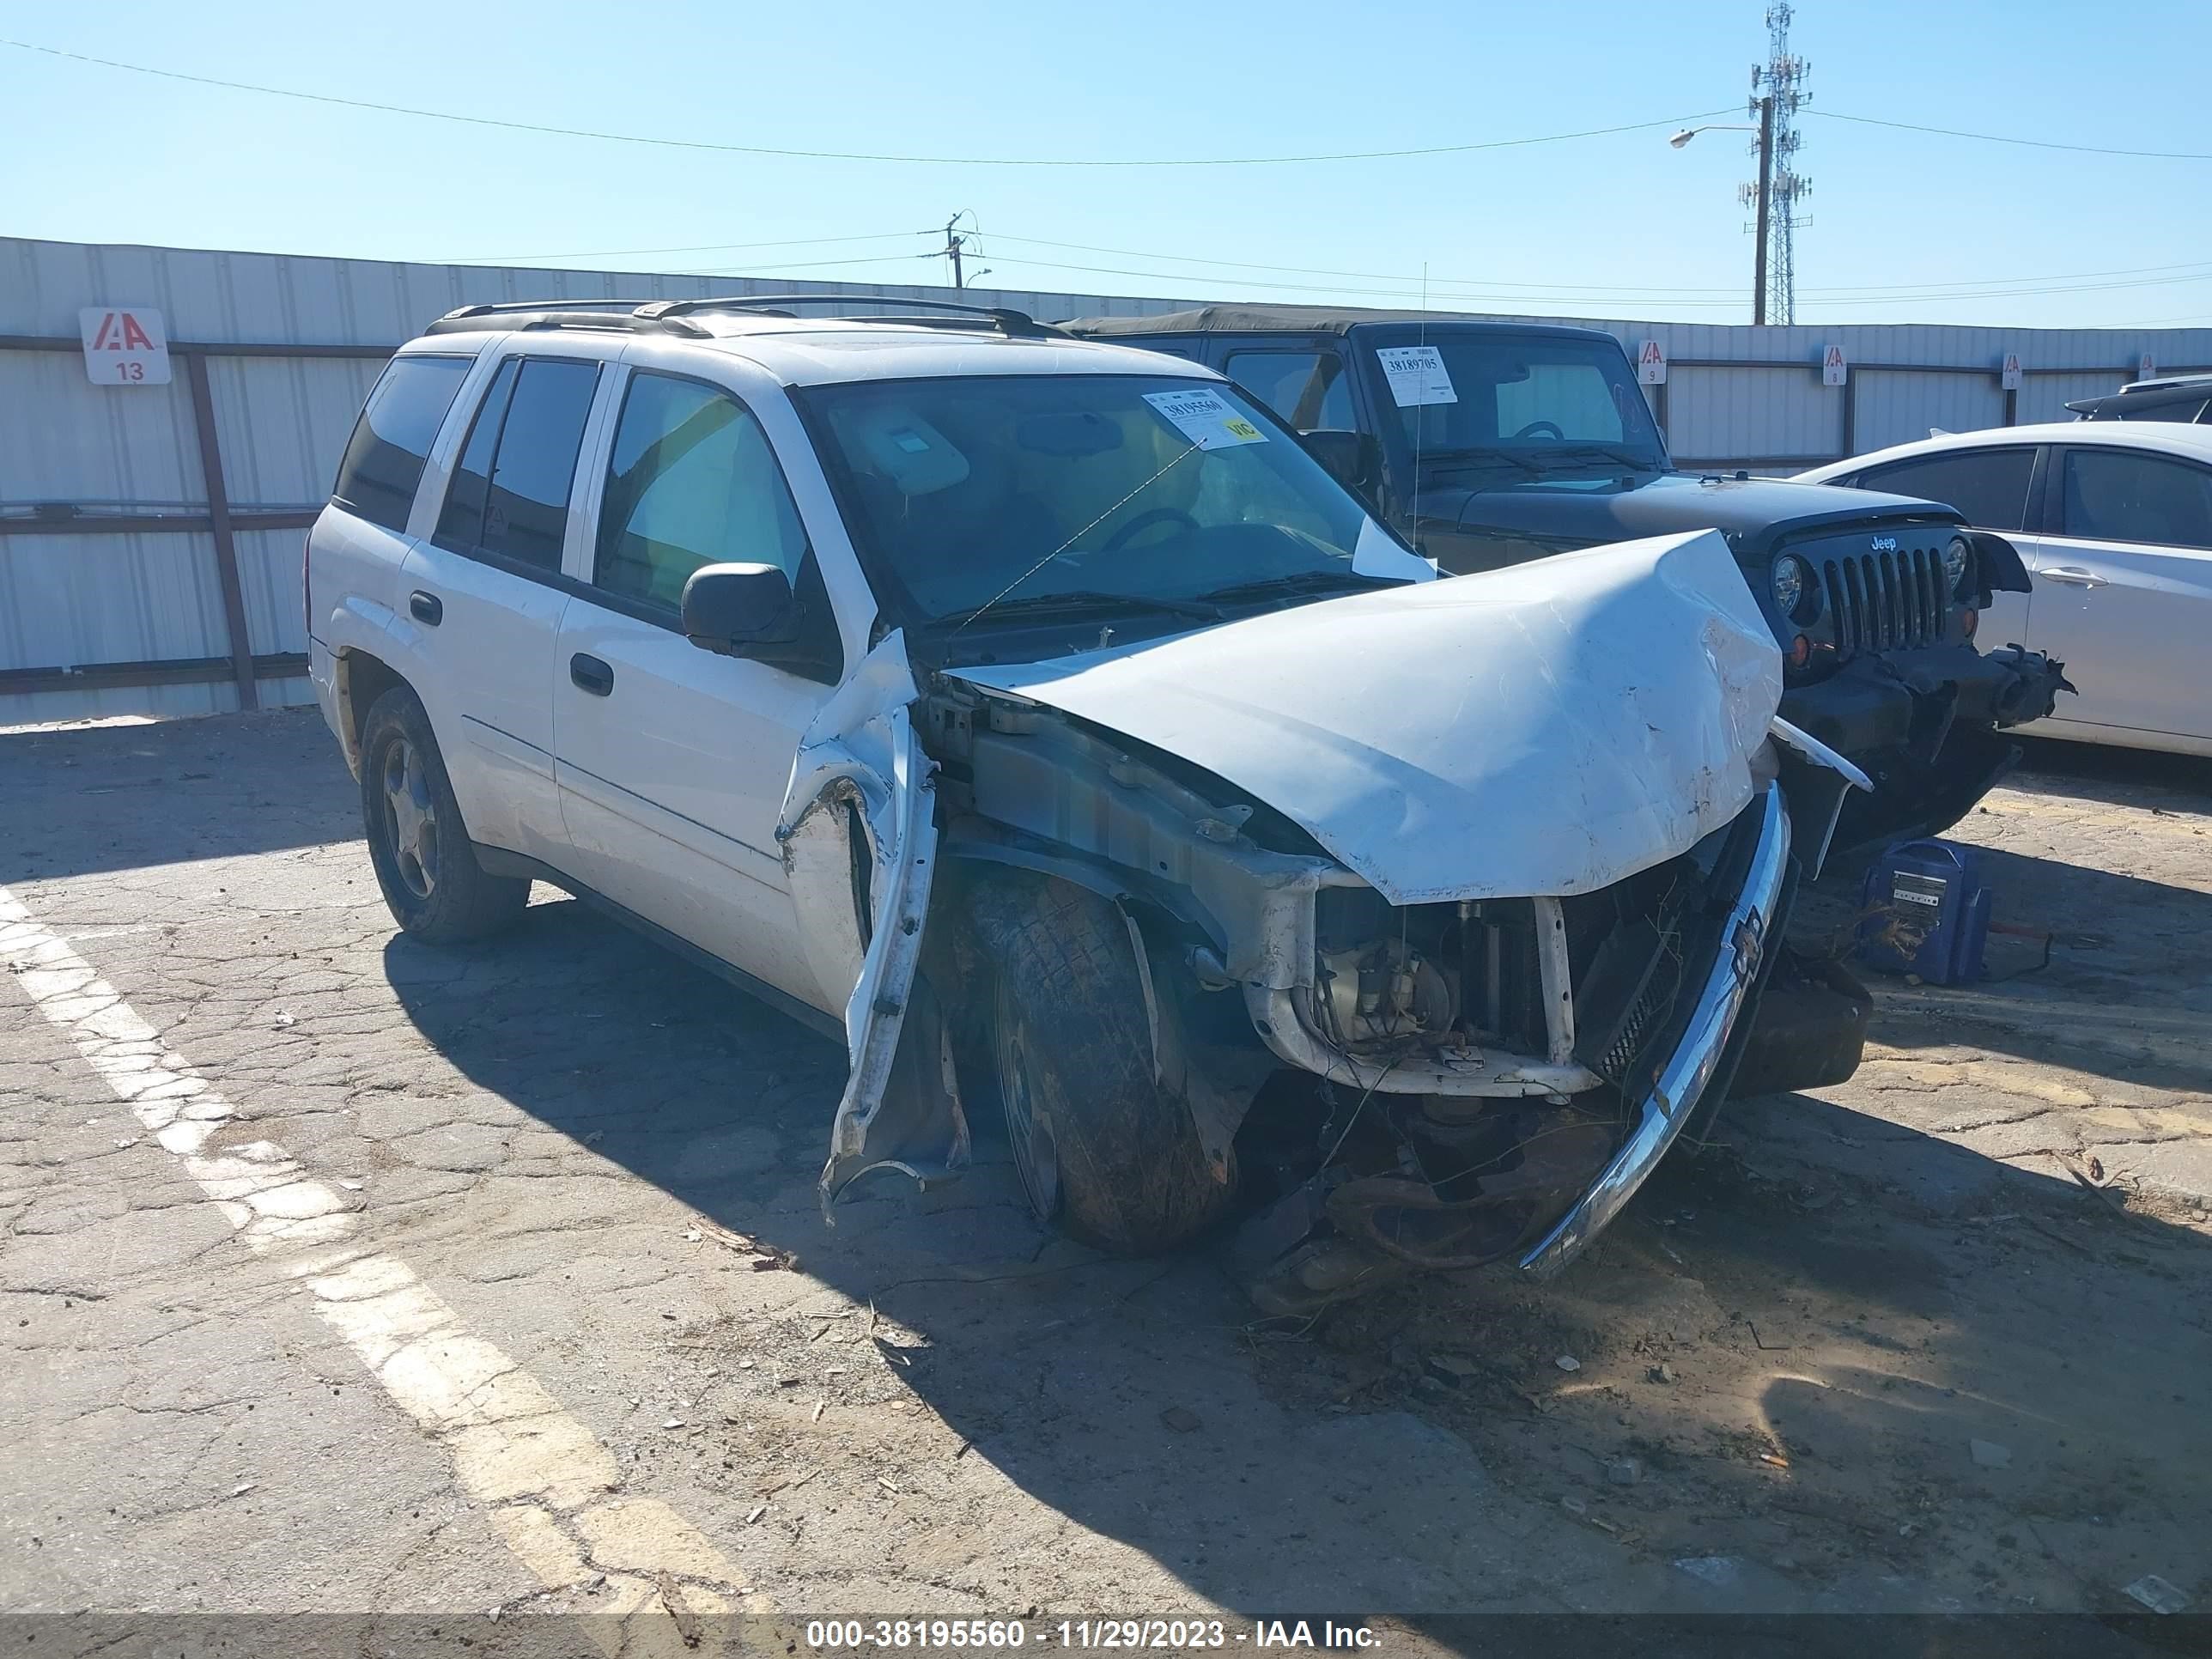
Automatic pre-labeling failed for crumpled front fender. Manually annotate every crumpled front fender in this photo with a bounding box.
[1966,530,2033,598]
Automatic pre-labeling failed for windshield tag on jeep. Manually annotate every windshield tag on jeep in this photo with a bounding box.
[1142,388,1268,450]
[1375,345,1458,408]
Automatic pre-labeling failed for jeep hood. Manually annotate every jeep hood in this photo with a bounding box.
[947,529,1784,905]
[1431,469,1960,549]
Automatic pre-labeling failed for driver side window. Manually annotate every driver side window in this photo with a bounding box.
[593,372,809,612]
[1224,349,1356,434]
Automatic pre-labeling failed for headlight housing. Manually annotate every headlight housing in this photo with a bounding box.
[1771,554,1810,618]
[1942,535,1972,596]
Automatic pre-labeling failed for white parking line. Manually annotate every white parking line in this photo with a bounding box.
[0,884,768,1639]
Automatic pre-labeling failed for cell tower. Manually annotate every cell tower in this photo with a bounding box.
[1741,3,1811,324]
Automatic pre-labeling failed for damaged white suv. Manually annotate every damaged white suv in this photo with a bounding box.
[308,296,1866,1311]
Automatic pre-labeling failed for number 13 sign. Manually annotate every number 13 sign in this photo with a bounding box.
[78,307,172,386]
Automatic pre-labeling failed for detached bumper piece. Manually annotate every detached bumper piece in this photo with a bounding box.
[1725,948,1869,1100]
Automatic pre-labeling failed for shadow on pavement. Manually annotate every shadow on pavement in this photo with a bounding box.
[0,708,355,883]
[383,895,2212,1622]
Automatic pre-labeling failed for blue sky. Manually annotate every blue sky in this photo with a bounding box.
[3,0,2209,327]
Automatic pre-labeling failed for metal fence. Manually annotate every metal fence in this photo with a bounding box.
[6,234,2210,726]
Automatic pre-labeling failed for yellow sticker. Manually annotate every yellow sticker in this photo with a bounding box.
[1142,388,1270,450]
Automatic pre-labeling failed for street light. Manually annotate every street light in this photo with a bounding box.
[1668,100,1778,325]
[1669,123,1754,148]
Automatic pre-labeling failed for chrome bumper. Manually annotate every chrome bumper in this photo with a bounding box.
[1517,781,1793,1279]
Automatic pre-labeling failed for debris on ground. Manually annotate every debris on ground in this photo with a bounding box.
[2123,1575,2191,1614]
[1608,1458,1643,1486]
[1674,1556,1741,1588]
[1555,1355,1582,1373]
[1159,1406,1202,1433]
[1969,1438,2013,1469]
[1425,1355,1480,1388]
[655,1571,702,1647]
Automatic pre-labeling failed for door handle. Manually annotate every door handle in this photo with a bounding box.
[569,653,615,696]
[2040,566,2108,588]
[409,589,443,625]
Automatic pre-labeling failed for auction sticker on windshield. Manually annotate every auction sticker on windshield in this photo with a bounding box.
[1376,345,1457,408]
[1142,388,1268,450]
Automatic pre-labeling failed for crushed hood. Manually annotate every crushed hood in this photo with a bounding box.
[948,530,1784,905]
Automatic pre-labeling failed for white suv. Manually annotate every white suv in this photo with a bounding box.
[308,296,1859,1312]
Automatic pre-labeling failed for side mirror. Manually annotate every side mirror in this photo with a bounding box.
[1302,428,1379,496]
[681,562,799,656]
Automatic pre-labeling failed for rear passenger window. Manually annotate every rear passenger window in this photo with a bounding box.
[1856,449,2036,532]
[592,372,810,612]
[2061,449,2212,549]
[1224,350,1356,433]
[433,356,601,572]
[331,356,471,532]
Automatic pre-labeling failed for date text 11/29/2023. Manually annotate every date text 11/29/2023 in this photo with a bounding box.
[803,1620,1382,1650]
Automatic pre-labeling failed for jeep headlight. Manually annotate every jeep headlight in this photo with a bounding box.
[1942,534,1972,595]
[1771,554,1809,617]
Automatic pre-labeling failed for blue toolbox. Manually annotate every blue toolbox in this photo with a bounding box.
[1856,839,1993,985]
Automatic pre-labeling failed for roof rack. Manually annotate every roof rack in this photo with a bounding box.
[635,295,1061,338]
[423,294,1061,340]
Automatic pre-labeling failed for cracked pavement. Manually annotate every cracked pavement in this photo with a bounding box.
[2,709,2208,1638]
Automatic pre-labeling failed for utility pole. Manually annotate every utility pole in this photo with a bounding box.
[1744,3,1810,325]
[942,216,967,289]
[1749,93,1775,326]
[1668,5,1810,325]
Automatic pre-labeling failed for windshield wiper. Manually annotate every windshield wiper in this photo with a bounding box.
[1420,442,1659,477]
[936,588,1222,628]
[1419,448,1546,477]
[1520,441,1659,471]
[1195,569,1403,605]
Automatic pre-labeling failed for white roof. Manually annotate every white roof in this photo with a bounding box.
[698,319,1218,386]
[405,313,1220,388]
[1800,420,2212,483]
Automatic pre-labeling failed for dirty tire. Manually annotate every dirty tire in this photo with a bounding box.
[985,874,1237,1255]
[359,684,530,944]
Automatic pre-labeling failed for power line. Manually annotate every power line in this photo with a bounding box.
[0,39,1733,167]
[982,231,2212,301]
[1808,108,2212,161]
[690,253,943,275]
[969,249,2212,312]
[441,230,939,264]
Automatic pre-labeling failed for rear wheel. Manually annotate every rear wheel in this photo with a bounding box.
[981,874,1237,1255]
[359,686,529,943]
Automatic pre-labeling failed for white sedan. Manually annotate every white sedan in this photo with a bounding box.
[1799,422,2212,758]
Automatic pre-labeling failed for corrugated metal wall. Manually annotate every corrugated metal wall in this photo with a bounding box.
[6,234,2211,725]
[0,236,1202,725]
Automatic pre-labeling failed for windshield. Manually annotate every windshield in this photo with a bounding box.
[1379,334,1667,474]
[803,374,1423,627]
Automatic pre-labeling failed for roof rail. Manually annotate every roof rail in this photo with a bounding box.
[422,293,1064,341]
[423,301,716,338]
[634,294,1060,337]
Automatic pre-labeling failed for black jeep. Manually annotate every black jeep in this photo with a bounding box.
[1064,305,2072,854]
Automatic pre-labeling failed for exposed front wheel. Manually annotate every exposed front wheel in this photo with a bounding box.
[981,874,1237,1255]
[359,685,530,943]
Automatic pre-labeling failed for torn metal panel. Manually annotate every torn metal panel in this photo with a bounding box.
[783,632,958,1203]
[951,530,1783,906]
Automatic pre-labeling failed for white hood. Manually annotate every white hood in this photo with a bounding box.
[948,530,1783,905]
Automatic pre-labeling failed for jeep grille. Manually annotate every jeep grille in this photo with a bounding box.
[1820,544,1949,655]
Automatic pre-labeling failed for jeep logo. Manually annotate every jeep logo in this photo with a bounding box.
[1870,535,1899,553]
